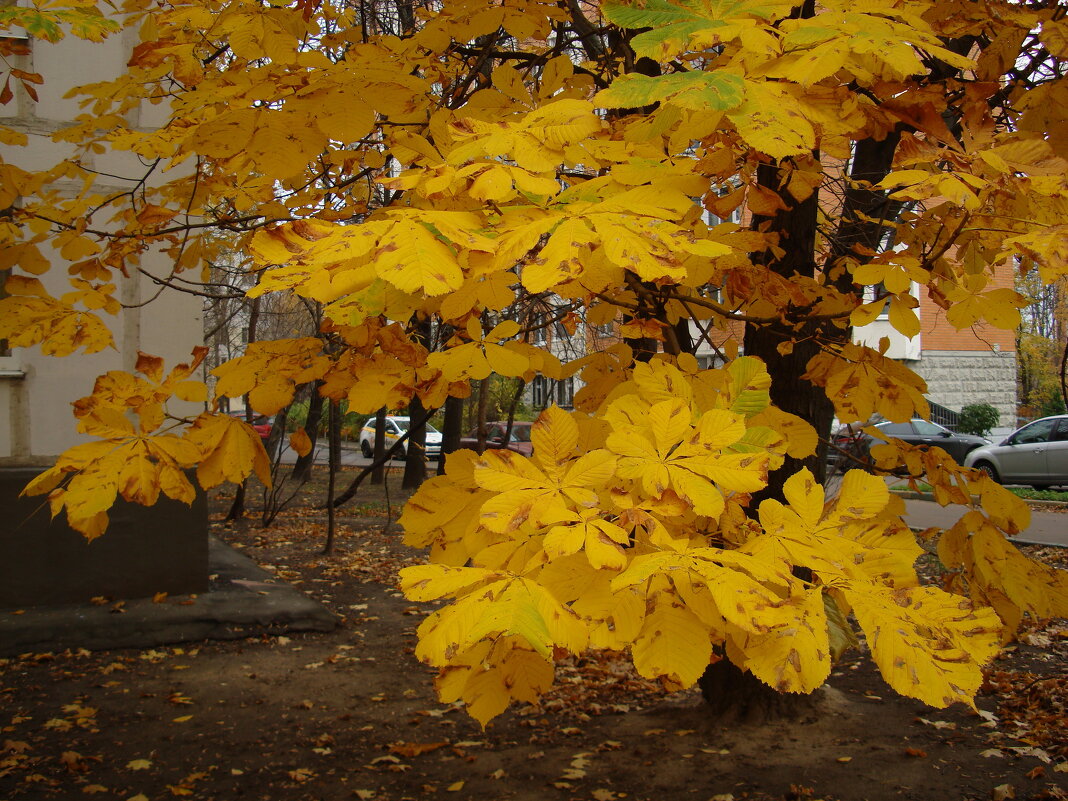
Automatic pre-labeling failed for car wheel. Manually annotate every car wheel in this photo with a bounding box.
[974,461,1000,483]
[360,440,372,458]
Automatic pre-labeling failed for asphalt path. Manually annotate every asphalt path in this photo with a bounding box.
[272,441,435,468]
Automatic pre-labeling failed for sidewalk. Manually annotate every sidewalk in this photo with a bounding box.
[902,497,1068,547]
[0,537,338,656]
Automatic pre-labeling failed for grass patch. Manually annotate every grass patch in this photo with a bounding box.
[890,481,933,493]
[891,482,1068,503]
[1007,486,1068,502]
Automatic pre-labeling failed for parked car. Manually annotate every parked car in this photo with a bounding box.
[964,415,1068,489]
[830,418,990,469]
[228,410,272,441]
[358,416,441,459]
[459,421,534,456]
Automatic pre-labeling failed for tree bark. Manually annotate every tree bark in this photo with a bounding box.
[370,406,386,485]
[226,295,261,522]
[475,376,490,450]
[697,659,823,724]
[402,393,428,490]
[290,381,324,483]
[743,157,833,492]
[437,394,463,475]
[323,399,340,554]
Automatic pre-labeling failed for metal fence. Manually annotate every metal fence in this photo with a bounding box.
[929,400,960,431]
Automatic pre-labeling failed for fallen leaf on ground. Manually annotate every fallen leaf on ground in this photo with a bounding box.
[389,741,449,757]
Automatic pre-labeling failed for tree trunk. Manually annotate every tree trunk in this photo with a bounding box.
[742,157,835,491]
[290,381,324,482]
[402,393,428,490]
[403,317,432,490]
[697,659,823,725]
[226,296,261,522]
[323,399,340,554]
[475,376,490,451]
[438,394,463,475]
[371,406,386,485]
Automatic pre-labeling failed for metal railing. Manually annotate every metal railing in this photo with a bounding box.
[928,400,960,431]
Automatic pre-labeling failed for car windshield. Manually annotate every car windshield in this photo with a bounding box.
[392,419,439,434]
[509,425,531,442]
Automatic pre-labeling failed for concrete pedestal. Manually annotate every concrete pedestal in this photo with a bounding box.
[0,467,208,609]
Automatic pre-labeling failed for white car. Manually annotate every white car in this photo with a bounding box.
[358,416,441,459]
[963,415,1068,489]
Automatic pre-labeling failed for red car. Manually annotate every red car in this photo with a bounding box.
[459,422,533,456]
[229,410,272,441]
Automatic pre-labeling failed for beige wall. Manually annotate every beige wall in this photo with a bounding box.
[1,23,203,462]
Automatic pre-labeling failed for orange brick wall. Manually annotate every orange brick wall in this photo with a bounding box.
[917,267,1017,354]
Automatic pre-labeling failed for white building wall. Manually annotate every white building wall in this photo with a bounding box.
[1,20,203,462]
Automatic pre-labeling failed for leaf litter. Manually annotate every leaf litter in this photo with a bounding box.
[0,474,1065,800]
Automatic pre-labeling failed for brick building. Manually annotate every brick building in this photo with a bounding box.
[854,277,1017,426]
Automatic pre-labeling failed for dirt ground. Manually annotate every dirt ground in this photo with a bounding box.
[2,466,1067,801]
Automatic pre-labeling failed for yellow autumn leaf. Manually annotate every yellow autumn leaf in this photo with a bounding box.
[185,413,271,490]
[289,427,312,457]
[212,338,329,415]
[968,521,1068,621]
[631,596,712,688]
[845,584,1001,709]
[0,296,114,356]
[374,220,464,297]
[400,565,501,602]
[735,587,830,694]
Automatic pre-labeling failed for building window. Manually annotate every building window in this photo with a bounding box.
[531,375,550,407]
[556,377,574,409]
[530,312,547,345]
[532,376,575,410]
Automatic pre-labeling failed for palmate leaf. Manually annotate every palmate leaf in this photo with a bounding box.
[413,577,587,664]
[595,70,745,113]
[631,595,712,688]
[845,584,1002,709]
[22,432,200,541]
[435,637,555,728]
[400,564,502,601]
[0,296,114,356]
[940,515,1068,624]
[602,0,792,60]
[185,413,272,490]
[374,220,465,297]
[727,80,815,160]
[735,587,830,693]
[212,338,330,416]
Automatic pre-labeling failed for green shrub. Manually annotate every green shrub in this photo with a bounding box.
[958,403,1000,437]
[1039,391,1067,417]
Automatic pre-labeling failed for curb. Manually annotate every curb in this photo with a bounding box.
[891,490,1068,509]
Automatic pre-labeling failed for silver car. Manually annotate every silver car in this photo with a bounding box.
[963,415,1068,489]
